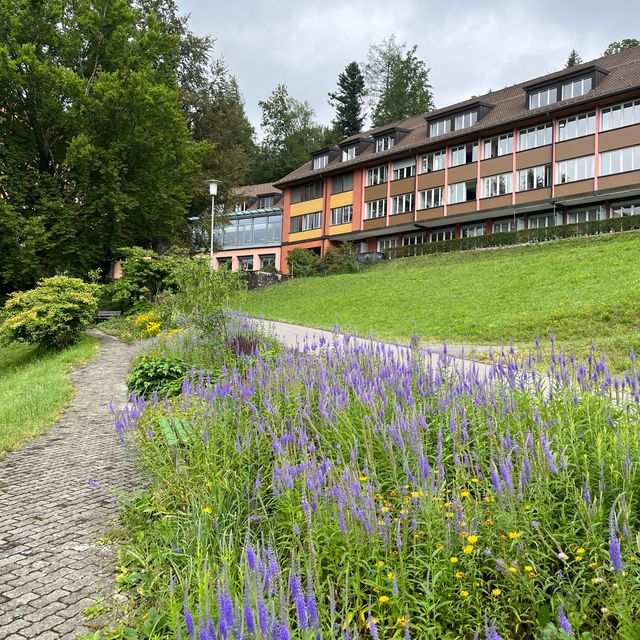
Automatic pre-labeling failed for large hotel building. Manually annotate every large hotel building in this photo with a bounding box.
[220,47,640,273]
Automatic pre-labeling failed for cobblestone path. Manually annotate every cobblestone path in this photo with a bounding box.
[0,331,141,639]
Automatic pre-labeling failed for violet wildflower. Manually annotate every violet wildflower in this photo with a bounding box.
[557,605,575,637]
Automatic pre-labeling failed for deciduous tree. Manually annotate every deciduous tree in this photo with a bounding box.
[604,39,640,55]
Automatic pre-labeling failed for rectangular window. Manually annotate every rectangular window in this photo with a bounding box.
[430,228,455,242]
[291,181,323,203]
[378,237,398,252]
[330,205,353,226]
[332,172,354,194]
[312,154,328,170]
[454,111,478,130]
[258,196,274,208]
[375,135,394,152]
[418,186,444,209]
[403,233,425,246]
[557,112,595,142]
[556,155,595,183]
[600,145,640,176]
[391,193,414,215]
[567,206,606,224]
[517,165,552,191]
[260,254,276,269]
[420,150,446,173]
[483,133,513,159]
[449,181,477,204]
[601,99,640,132]
[529,212,562,229]
[493,217,524,233]
[365,199,387,220]
[450,142,478,167]
[529,87,558,110]
[482,173,512,198]
[561,76,592,100]
[612,201,640,217]
[429,118,451,137]
[518,123,552,151]
[238,255,254,270]
[462,224,486,238]
[392,157,416,180]
[301,211,322,231]
[342,145,357,161]
[367,165,387,186]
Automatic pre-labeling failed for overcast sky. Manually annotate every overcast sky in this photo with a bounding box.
[177,0,638,134]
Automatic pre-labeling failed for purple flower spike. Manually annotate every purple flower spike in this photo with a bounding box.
[557,605,575,637]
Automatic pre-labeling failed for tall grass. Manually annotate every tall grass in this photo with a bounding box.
[114,325,640,639]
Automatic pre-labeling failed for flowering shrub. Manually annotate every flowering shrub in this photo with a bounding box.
[133,311,162,338]
[115,333,640,639]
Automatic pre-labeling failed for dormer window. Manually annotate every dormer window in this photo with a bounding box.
[429,118,451,137]
[375,135,394,152]
[529,87,558,109]
[342,145,357,161]
[562,76,592,100]
[454,111,478,130]
[258,196,275,208]
[312,154,329,170]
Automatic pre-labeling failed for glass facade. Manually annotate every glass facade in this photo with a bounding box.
[220,213,282,249]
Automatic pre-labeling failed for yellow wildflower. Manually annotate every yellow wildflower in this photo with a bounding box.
[484,518,493,526]
[360,476,369,482]
[202,506,212,514]
[577,547,585,555]
[387,572,395,580]
[471,478,480,483]
[460,590,469,598]
[508,531,521,540]
[508,567,518,574]
[396,616,407,628]
[450,556,459,564]
[575,555,583,562]
[460,531,469,539]
[461,490,470,498]
[375,560,384,568]
[463,545,474,554]
[435,543,443,549]
[381,506,389,513]
[524,565,533,572]
[455,571,465,579]
[379,595,390,604]
[491,588,502,596]
[468,535,479,544]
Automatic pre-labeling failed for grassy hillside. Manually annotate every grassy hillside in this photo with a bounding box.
[0,337,98,454]
[236,232,640,370]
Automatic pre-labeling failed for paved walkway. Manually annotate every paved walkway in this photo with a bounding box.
[0,331,140,639]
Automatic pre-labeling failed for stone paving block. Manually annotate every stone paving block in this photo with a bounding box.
[0,332,143,639]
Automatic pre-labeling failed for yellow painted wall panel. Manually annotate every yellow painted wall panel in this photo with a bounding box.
[290,198,324,216]
[328,223,352,235]
[289,229,323,242]
[329,191,354,208]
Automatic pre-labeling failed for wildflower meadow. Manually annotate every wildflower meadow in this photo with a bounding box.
[114,320,640,639]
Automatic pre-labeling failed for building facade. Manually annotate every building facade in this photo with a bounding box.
[274,47,640,273]
[213,183,283,272]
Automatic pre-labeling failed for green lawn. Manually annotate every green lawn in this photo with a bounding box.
[0,336,98,455]
[236,232,640,370]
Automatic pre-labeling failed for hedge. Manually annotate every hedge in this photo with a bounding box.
[385,214,640,259]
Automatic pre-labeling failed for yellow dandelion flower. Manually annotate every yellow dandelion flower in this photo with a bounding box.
[460,590,469,598]
[508,566,518,574]
[574,555,583,562]
[471,478,480,483]
[528,572,536,578]
[460,531,469,538]
[524,565,533,572]
[396,616,407,628]
[461,490,470,498]
[379,595,390,604]
[202,506,212,514]
[508,531,521,540]
[450,556,459,564]
[468,535,479,544]
[381,506,389,513]
[463,545,474,554]
[387,572,395,580]
[484,518,493,526]
[491,588,502,596]
[375,560,384,568]
[360,476,369,482]
[455,571,465,579]
[577,547,585,554]
[589,562,598,569]
[435,543,443,549]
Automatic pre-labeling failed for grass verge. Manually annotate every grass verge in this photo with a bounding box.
[0,335,98,455]
[236,231,640,371]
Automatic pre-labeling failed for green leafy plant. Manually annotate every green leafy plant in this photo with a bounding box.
[286,248,321,277]
[0,276,99,348]
[319,243,358,275]
[126,354,188,398]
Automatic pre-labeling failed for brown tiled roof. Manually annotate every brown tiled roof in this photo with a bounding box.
[274,47,640,188]
[232,182,282,198]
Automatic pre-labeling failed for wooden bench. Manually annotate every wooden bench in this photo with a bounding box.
[94,310,122,322]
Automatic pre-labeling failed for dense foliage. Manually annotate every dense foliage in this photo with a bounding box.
[113,322,640,639]
[329,62,367,138]
[0,276,99,348]
[287,245,358,278]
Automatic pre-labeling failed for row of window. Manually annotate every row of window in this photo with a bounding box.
[364,194,416,219]
[218,254,276,271]
[220,215,282,249]
[528,75,593,110]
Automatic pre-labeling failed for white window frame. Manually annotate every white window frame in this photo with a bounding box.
[483,134,513,159]
[377,237,398,252]
[528,212,562,229]
[367,165,387,186]
[365,199,386,220]
[611,200,640,218]
[419,186,444,210]
[566,206,606,224]
[529,87,558,110]
[300,211,322,231]
[392,157,416,181]
[312,154,328,170]
[557,112,595,142]
[429,119,451,137]
[517,165,551,191]
[330,205,353,226]
[601,99,640,132]
[482,173,512,198]
[555,155,595,184]
[454,111,478,131]
[403,233,425,246]
[420,150,446,173]
[391,193,414,215]
[518,124,552,151]
[561,76,592,101]
[342,146,357,161]
[430,228,455,242]
[450,143,478,167]
[375,136,394,152]
[493,217,524,233]
[599,145,640,176]
[461,224,486,238]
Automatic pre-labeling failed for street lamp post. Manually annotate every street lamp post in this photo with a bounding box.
[205,179,221,268]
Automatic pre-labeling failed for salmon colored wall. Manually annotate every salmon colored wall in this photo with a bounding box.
[212,248,282,272]
[282,188,292,243]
